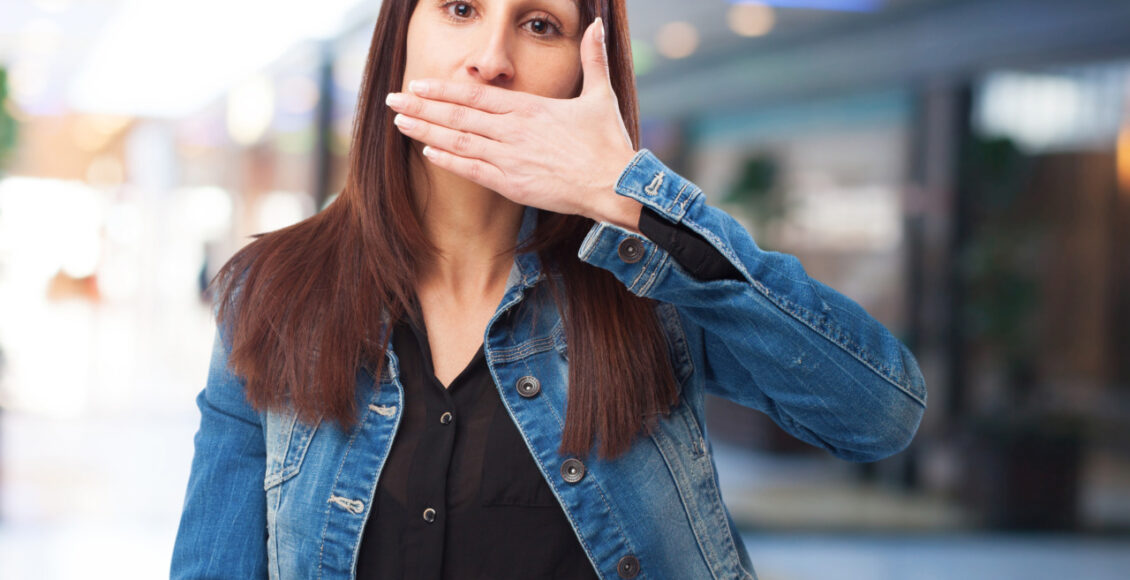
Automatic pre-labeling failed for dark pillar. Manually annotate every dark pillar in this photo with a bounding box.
[312,42,336,210]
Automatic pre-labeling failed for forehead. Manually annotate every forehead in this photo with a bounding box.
[524,0,582,11]
[541,0,580,10]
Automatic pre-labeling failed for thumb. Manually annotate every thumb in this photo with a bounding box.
[580,17,611,96]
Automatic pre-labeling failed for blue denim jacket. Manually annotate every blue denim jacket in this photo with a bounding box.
[172,150,927,580]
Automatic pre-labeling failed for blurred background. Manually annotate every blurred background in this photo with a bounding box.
[1,0,1129,578]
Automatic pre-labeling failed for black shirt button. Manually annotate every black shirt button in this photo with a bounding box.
[617,238,644,263]
[560,458,585,483]
[422,507,436,523]
[616,554,640,578]
[516,376,541,398]
[439,411,453,425]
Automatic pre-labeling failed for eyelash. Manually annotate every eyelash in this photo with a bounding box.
[439,1,564,37]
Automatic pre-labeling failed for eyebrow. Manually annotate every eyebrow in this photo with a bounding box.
[540,0,582,18]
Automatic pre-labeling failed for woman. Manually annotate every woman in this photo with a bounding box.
[172,0,927,578]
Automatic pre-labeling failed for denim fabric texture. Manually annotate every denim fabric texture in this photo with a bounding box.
[171,149,927,580]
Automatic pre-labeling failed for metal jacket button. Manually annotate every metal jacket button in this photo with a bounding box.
[516,376,541,398]
[439,411,453,425]
[616,554,640,578]
[561,458,585,483]
[422,507,436,523]
[617,238,644,263]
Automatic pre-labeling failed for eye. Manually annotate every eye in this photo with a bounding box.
[443,1,474,19]
[524,15,562,36]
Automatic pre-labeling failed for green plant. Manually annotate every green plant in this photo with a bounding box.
[0,66,18,170]
[960,136,1043,406]
[723,154,784,245]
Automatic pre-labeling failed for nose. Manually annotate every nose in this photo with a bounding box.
[465,22,515,84]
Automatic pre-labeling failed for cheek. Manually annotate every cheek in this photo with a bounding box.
[518,48,583,98]
[402,16,450,84]
[403,36,427,83]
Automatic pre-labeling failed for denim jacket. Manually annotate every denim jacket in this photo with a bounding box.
[172,150,927,580]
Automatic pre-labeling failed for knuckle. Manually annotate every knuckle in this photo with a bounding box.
[467,160,482,181]
[453,132,473,154]
[468,84,485,107]
[448,105,466,127]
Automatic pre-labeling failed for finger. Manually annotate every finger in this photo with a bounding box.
[407,79,520,114]
[579,17,611,97]
[393,113,503,162]
[386,92,507,141]
[421,145,507,192]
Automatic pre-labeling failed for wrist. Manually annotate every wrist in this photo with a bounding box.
[585,149,642,233]
[593,191,643,233]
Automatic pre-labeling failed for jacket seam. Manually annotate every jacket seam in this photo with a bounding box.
[502,360,638,579]
[492,327,561,362]
[347,382,404,578]
[647,415,723,580]
[747,278,926,407]
[634,243,670,296]
[681,405,752,580]
[316,408,367,579]
[674,213,925,407]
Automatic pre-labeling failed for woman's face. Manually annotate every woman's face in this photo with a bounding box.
[403,0,586,99]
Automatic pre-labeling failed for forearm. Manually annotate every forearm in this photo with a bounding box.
[578,149,927,461]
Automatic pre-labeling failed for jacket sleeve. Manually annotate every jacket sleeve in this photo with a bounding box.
[171,324,269,579]
[578,149,927,462]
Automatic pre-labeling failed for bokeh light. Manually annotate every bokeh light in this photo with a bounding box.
[655,21,700,60]
[728,2,776,38]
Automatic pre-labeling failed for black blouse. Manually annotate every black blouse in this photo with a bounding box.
[355,207,741,579]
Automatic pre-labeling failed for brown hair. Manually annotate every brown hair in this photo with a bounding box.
[214,0,677,459]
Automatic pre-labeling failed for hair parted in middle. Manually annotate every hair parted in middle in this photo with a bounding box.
[212,0,680,459]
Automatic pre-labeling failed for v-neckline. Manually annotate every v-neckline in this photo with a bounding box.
[400,315,486,391]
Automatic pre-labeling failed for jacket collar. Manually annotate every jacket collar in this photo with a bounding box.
[373,205,545,383]
[508,205,545,291]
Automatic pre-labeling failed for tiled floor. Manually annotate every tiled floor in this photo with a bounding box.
[3,520,1129,579]
[739,533,1130,580]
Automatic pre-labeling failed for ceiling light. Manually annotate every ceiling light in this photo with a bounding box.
[728,3,776,37]
[226,75,275,146]
[655,22,699,60]
[1118,127,1130,193]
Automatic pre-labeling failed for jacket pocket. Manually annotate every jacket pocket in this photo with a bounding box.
[263,410,319,490]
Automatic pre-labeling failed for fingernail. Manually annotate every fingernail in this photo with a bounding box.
[393,114,415,129]
[422,145,438,159]
[385,92,405,108]
[408,80,429,96]
[595,17,604,44]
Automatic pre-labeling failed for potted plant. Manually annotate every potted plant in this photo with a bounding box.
[958,136,1087,530]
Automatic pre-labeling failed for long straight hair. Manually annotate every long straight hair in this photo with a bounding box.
[214,0,678,459]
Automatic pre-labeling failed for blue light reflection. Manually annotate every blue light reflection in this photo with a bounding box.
[729,0,882,13]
